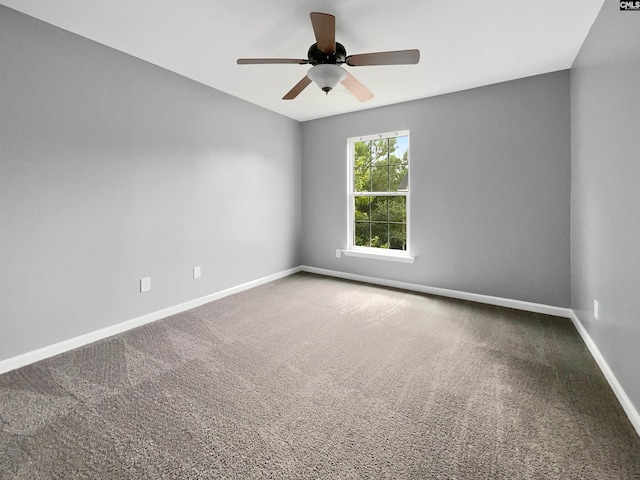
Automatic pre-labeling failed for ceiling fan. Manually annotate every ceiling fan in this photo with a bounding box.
[237,12,420,102]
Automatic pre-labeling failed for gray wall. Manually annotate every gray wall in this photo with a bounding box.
[571,0,640,411]
[301,72,571,307]
[0,7,301,361]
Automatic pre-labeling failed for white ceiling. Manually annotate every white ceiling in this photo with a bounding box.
[3,0,604,122]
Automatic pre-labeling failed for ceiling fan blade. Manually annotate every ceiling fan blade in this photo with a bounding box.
[341,71,373,102]
[283,76,313,100]
[310,12,336,54]
[237,58,308,65]
[346,49,420,67]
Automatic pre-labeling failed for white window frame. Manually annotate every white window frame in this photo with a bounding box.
[345,130,415,263]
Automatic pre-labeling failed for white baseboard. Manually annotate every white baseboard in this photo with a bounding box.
[301,265,572,318]
[568,310,640,438]
[0,266,302,375]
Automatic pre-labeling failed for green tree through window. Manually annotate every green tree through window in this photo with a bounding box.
[350,132,409,251]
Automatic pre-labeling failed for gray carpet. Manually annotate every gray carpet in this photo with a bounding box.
[1,272,639,479]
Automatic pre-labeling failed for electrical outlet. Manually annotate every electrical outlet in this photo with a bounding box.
[140,277,151,293]
[193,266,201,279]
[336,249,341,258]
[594,299,599,320]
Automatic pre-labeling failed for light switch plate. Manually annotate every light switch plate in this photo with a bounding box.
[194,266,201,279]
[140,277,151,293]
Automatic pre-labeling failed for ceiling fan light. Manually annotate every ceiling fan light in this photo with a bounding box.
[307,64,347,94]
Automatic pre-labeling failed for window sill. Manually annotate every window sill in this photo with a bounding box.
[341,249,415,264]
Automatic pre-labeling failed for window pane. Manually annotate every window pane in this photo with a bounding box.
[371,166,389,192]
[371,139,389,166]
[388,196,406,223]
[370,196,388,222]
[354,196,371,221]
[389,224,407,250]
[390,135,409,165]
[354,141,371,167]
[371,223,389,248]
[390,165,408,191]
[354,222,370,247]
[354,166,370,192]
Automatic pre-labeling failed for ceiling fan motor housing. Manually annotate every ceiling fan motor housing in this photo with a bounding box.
[308,42,347,65]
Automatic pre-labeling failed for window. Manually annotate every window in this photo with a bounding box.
[347,131,411,260]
